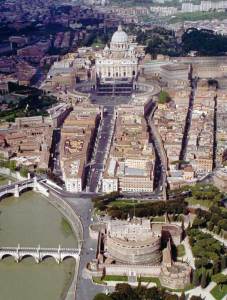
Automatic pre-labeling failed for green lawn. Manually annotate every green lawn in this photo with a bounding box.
[211,284,227,300]
[186,197,213,209]
[138,277,161,287]
[151,216,165,222]
[0,175,11,186]
[92,277,107,285]
[177,244,185,257]
[92,275,128,285]
[103,275,128,282]
[109,199,145,208]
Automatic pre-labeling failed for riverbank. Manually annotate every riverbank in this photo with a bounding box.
[45,190,84,300]
[0,172,83,300]
[0,191,78,300]
[0,173,16,186]
[0,168,84,300]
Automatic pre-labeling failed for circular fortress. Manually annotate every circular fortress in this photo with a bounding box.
[106,218,162,265]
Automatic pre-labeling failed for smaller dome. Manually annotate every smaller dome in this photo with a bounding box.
[111,25,128,44]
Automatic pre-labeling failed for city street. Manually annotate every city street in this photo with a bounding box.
[88,105,115,192]
[179,76,197,163]
[64,195,113,300]
[146,103,168,199]
[49,129,61,174]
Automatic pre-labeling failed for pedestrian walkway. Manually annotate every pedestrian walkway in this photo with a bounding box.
[201,228,227,247]
[185,268,227,300]
[182,237,195,268]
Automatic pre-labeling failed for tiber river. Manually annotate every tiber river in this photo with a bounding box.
[0,179,78,300]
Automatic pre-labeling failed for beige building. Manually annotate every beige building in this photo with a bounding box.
[102,107,154,193]
[60,106,101,192]
[88,218,191,290]
[4,117,53,169]
[106,219,162,265]
[95,25,143,82]
[160,64,189,88]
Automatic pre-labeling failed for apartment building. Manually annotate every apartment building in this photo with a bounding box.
[60,105,101,192]
[102,106,155,193]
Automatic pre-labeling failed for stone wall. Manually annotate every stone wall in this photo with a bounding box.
[48,192,83,300]
[107,234,162,265]
[105,264,161,277]
[160,262,191,290]
[151,223,183,246]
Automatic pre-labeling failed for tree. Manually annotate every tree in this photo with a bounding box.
[115,283,133,298]
[164,295,178,300]
[192,270,200,287]
[207,221,214,232]
[213,260,220,275]
[201,270,208,289]
[195,257,210,269]
[182,28,227,56]
[193,216,206,228]
[179,292,186,300]
[145,287,162,300]
[212,274,227,289]
[190,297,204,300]
[158,91,171,104]
[221,255,227,270]
[19,166,29,178]
[9,160,17,171]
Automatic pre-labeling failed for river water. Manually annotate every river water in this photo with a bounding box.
[0,189,78,300]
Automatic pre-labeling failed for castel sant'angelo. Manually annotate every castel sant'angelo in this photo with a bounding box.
[88,217,191,290]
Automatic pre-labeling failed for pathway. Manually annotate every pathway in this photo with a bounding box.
[182,236,195,269]
[201,229,227,247]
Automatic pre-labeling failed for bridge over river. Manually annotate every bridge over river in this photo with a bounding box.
[0,176,47,199]
[0,245,80,264]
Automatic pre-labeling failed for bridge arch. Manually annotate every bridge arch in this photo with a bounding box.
[61,254,77,262]
[20,254,37,261]
[0,192,15,200]
[41,255,57,262]
[18,185,34,194]
[0,253,15,260]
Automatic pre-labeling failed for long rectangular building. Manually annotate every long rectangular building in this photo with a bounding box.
[102,105,155,193]
[60,105,101,192]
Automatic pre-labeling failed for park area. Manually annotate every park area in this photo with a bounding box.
[0,83,57,123]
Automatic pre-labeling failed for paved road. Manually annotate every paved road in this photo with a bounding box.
[181,236,195,269]
[201,228,227,247]
[146,103,168,199]
[88,105,115,192]
[64,196,110,300]
[91,94,131,106]
[213,94,218,169]
[49,128,62,176]
[179,77,197,163]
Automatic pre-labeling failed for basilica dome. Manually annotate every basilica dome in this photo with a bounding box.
[111,25,128,44]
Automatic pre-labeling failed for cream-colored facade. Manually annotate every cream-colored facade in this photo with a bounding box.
[60,106,101,192]
[95,25,141,81]
[102,107,154,193]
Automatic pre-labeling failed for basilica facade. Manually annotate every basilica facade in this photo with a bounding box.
[95,25,143,83]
